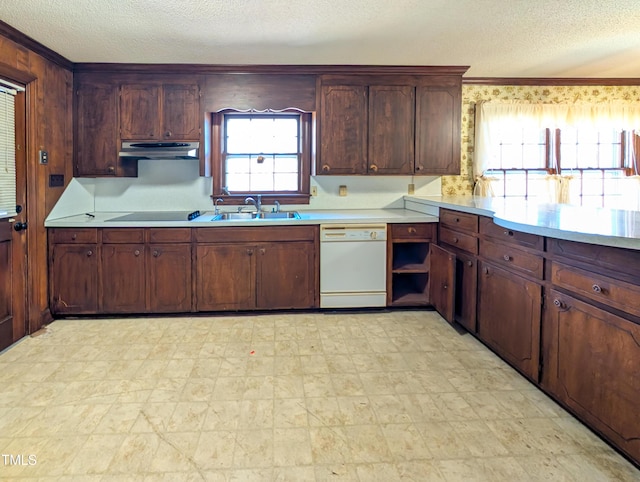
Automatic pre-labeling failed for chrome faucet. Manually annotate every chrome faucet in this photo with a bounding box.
[214,198,224,215]
[274,200,281,213]
[244,194,262,213]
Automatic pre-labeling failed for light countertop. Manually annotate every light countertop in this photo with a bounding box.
[44,208,438,228]
[406,195,640,251]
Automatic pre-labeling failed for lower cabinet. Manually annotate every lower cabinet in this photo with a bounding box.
[102,243,146,313]
[477,260,541,381]
[148,243,193,313]
[545,289,640,463]
[195,227,318,311]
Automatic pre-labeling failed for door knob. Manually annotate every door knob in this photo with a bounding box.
[13,222,28,232]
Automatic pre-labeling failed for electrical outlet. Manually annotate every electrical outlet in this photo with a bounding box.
[49,174,64,187]
[310,186,318,196]
[339,185,347,196]
[408,183,415,195]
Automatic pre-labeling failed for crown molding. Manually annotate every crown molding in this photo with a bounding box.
[0,20,73,71]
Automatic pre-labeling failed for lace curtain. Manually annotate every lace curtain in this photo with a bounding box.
[473,101,640,202]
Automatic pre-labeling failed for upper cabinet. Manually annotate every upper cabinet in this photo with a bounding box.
[119,82,201,141]
[318,73,462,176]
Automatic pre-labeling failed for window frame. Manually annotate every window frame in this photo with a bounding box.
[210,110,312,205]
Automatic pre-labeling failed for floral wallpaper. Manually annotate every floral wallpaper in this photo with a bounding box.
[441,84,640,196]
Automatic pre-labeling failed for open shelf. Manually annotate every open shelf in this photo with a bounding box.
[390,272,429,306]
[392,242,429,272]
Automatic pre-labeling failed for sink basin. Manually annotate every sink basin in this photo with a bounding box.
[212,212,256,220]
[211,211,300,221]
[256,211,300,219]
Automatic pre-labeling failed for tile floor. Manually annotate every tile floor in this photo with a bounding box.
[0,310,638,481]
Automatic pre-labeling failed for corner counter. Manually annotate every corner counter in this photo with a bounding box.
[405,195,640,251]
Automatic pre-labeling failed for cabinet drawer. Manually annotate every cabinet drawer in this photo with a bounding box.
[50,228,97,244]
[147,228,192,243]
[439,226,477,254]
[101,228,145,243]
[390,223,435,240]
[480,239,543,279]
[440,209,478,233]
[551,262,640,318]
[479,217,543,250]
[194,225,317,243]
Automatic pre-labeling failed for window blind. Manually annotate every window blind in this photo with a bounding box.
[0,85,17,217]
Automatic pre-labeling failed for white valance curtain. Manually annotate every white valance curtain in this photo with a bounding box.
[473,101,640,202]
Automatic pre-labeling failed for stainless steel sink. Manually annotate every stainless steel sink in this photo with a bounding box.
[255,211,300,219]
[211,211,300,221]
[211,212,256,220]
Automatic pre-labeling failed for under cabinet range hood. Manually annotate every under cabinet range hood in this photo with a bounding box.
[119,141,199,159]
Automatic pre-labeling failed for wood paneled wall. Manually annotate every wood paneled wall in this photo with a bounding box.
[0,26,73,332]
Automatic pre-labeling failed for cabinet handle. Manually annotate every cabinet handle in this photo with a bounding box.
[153,250,160,257]
[408,227,417,234]
[467,260,473,267]
[247,249,254,256]
[592,284,602,293]
[452,237,459,243]
[107,166,115,173]
[86,250,93,257]
[260,248,266,255]
[553,298,566,309]
[503,254,511,261]
[134,249,140,257]
[369,164,378,172]
[165,130,172,138]
[484,267,489,274]
[322,164,331,172]
[71,234,77,240]
[504,230,514,237]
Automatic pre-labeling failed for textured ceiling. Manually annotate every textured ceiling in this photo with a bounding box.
[1,0,640,77]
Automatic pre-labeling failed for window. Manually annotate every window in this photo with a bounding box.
[0,82,20,217]
[484,125,636,206]
[212,110,312,204]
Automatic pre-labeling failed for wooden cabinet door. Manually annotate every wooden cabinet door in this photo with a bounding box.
[148,244,192,313]
[454,251,477,332]
[429,244,456,324]
[101,244,146,313]
[75,83,119,176]
[119,84,161,140]
[50,244,99,314]
[368,85,415,175]
[415,85,461,175]
[196,244,255,311]
[256,241,316,310]
[319,85,368,174]
[162,83,200,140]
[477,261,541,381]
[545,289,640,463]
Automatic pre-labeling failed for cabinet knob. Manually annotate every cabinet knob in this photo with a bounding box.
[592,284,602,293]
[165,130,172,138]
[503,254,511,261]
[504,230,514,237]
[467,260,473,267]
[452,237,459,243]
[86,250,93,257]
[260,248,266,255]
[149,133,155,137]
[408,227,417,234]
[553,298,566,309]
[322,164,331,172]
[484,267,489,274]
[134,249,140,257]
[455,218,460,223]
[369,164,378,172]
[153,250,160,257]
[107,166,115,173]
[415,165,423,172]
[71,234,77,240]
[247,249,254,256]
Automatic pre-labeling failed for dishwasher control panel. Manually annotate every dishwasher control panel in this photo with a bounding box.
[320,225,387,242]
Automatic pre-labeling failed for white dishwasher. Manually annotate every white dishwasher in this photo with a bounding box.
[320,224,387,308]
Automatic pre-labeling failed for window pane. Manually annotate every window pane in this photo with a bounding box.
[274,173,298,191]
[504,171,527,197]
[274,155,299,173]
[560,128,621,169]
[226,173,250,191]
[225,156,251,174]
